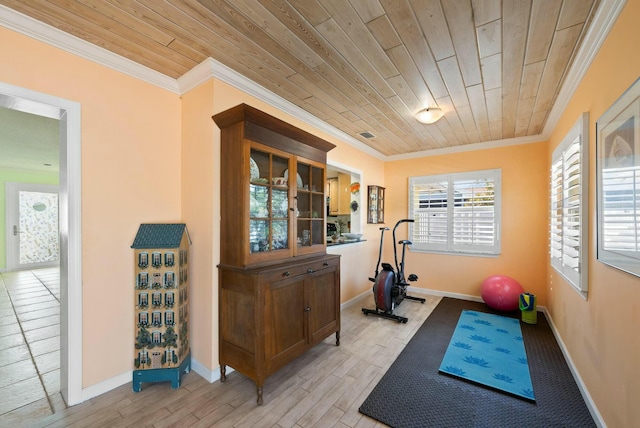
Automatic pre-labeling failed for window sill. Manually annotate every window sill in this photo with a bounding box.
[411,248,500,258]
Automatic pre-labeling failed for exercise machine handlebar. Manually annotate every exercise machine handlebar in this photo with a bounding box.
[392,219,414,275]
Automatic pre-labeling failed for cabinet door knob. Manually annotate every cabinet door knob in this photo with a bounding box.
[307,268,314,273]
[323,262,329,267]
[283,271,290,277]
[304,307,311,312]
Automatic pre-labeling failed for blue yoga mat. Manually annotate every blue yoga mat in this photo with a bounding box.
[439,310,535,401]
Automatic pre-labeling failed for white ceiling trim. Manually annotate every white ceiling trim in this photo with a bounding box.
[542,0,626,139]
[0,3,383,159]
[0,4,180,94]
[385,134,547,161]
[178,58,386,160]
[390,0,623,162]
[0,1,625,161]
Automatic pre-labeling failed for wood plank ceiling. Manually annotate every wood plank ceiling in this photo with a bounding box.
[0,0,599,156]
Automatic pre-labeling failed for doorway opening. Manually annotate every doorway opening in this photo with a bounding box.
[6,183,59,271]
[0,81,82,412]
[326,162,363,238]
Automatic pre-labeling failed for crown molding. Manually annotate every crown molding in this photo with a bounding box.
[542,0,626,139]
[176,59,217,94]
[0,5,180,94]
[179,58,386,160]
[0,4,383,159]
[184,60,550,161]
[0,0,624,160]
[385,134,547,161]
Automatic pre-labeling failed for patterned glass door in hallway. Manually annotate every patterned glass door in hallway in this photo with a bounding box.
[5,183,59,270]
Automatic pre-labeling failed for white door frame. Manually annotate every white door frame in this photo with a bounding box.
[5,182,60,271]
[0,81,82,406]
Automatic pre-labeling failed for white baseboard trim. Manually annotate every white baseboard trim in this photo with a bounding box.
[190,357,234,383]
[81,371,130,402]
[344,286,482,312]
[79,356,234,403]
[407,286,483,303]
[539,308,605,427]
[189,358,216,383]
[340,289,371,310]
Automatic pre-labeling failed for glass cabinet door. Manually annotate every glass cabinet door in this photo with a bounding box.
[248,146,327,259]
[249,148,291,254]
[296,160,326,252]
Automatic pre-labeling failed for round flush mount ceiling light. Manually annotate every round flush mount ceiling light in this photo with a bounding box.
[415,107,444,124]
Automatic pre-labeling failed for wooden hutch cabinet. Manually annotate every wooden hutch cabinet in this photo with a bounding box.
[213,104,341,405]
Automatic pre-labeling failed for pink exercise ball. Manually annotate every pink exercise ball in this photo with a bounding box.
[481,275,524,311]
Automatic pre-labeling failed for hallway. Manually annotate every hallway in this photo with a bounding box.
[0,267,64,422]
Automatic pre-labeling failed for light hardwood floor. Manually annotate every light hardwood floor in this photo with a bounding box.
[5,291,441,427]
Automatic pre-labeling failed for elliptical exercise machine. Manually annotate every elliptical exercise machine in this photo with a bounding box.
[362,219,425,323]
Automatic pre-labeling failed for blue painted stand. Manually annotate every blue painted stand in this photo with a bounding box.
[132,353,191,392]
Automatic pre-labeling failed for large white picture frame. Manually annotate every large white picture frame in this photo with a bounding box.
[597,77,640,277]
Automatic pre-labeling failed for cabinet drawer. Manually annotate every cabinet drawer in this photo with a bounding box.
[260,257,337,283]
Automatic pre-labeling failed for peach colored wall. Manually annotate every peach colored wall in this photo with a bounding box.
[384,142,549,305]
[181,80,217,372]
[546,0,640,425]
[328,240,381,303]
[326,142,388,303]
[0,28,182,387]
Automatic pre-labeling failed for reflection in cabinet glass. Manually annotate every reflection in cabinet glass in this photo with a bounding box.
[249,148,290,254]
[296,162,326,248]
[367,185,385,224]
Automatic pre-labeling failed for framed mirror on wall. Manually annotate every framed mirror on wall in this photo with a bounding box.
[367,185,385,224]
[597,76,640,277]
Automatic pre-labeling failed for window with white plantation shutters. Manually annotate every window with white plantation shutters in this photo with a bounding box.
[409,169,501,256]
[550,113,588,296]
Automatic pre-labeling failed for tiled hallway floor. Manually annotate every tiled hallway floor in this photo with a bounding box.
[0,267,65,423]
